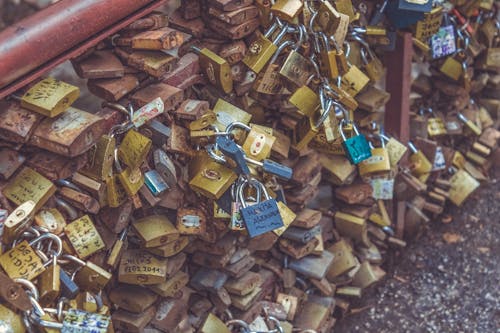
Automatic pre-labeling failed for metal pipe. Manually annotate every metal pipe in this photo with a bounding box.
[0,0,166,97]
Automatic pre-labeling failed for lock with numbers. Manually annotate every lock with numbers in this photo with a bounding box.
[118,249,168,285]
[20,77,80,118]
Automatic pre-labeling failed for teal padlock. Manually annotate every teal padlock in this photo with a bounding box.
[339,119,372,165]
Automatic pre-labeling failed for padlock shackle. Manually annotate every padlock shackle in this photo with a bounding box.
[55,179,83,193]
[225,121,252,134]
[13,278,39,301]
[270,40,295,64]
[408,141,418,154]
[28,233,62,258]
[54,196,78,221]
[207,144,227,164]
[114,148,124,173]
[338,119,360,141]
[226,319,251,332]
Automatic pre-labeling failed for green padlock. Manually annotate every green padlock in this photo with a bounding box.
[339,119,372,164]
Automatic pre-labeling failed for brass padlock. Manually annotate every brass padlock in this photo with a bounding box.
[114,149,144,197]
[408,141,433,178]
[360,43,385,82]
[118,249,168,285]
[73,261,112,294]
[118,128,152,170]
[80,134,116,181]
[326,239,359,280]
[448,169,480,206]
[64,215,105,259]
[288,85,320,117]
[20,77,80,118]
[2,167,56,211]
[132,215,179,248]
[358,135,391,178]
[192,46,233,94]
[243,23,289,73]
[334,211,369,245]
[2,200,35,245]
[271,0,303,23]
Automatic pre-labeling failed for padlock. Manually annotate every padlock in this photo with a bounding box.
[71,172,107,207]
[114,149,144,197]
[314,0,341,35]
[105,173,128,208]
[326,239,359,280]
[457,112,482,136]
[149,270,189,298]
[118,249,168,285]
[339,119,372,164]
[359,42,385,83]
[288,85,320,117]
[189,152,238,200]
[2,200,35,245]
[0,303,25,332]
[153,148,178,188]
[115,48,178,78]
[64,215,105,260]
[414,6,443,41]
[238,178,283,238]
[440,50,466,81]
[34,208,66,235]
[227,122,276,161]
[191,46,233,94]
[72,50,125,79]
[57,184,100,215]
[131,27,184,50]
[448,169,480,206]
[0,234,61,280]
[341,63,370,97]
[335,211,369,245]
[29,105,105,157]
[20,77,80,118]
[316,32,340,81]
[109,285,158,314]
[271,0,303,23]
[118,128,152,170]
[243,22,289,73]
[212,98,252,134]
[358,134,391,177]
[279,32,312,89]
[408,141,433,178]
[2,167,56,211]
[427,111,448,137]
[0,100,43,144]
[34,308,111,332]
[132,215,179,248]
[176,207,207,235]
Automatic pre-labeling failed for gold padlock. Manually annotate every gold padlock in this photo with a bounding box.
[80,134,116,181]
[448,169,480,206]
[243,23,288,73]
[326,239,359,280]
[341,64,370,97]
[64,215,105,259]
[358,135,391,178]
[2,167,56,211]
[118,129,152,170]
[132,215,179,248]
[288,85,320,117]
[408,142,433,177]
[114,149,144,197]
[74,261,112,294]
[191,46,233,94]
[20,77,80,118]
[189,153,238,200]
[2,201,35,245]
[271,0,303,23]
[118,249,168,285]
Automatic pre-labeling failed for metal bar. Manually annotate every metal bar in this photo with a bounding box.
[0,0,167,99]
[384,32,413,239]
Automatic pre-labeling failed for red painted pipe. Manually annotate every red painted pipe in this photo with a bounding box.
[0,0,156,89]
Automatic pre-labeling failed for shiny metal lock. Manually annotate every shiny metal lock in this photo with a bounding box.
[288,85,320,117]
[427,111,448,137]
[20,77,80,118]
[271,0,303,22]
[243,22,289,73]
[2,200,35,245]
[2,167,56,211]
[118,129,152,170]
[132,215,179,248]
[144,169,169,196]
[341,64,370,97]
[228,122,276,162]
[64,215,105,259]
[118,249,168,285]
[279,42,312,89]
[339,119,372,165]
[439,50,466,81]
[358,135,391,178]
[38,257,60,306]
[238,178,283,238]
[189,153,238,200]
[191,46,233,94]
[114,149,144,197]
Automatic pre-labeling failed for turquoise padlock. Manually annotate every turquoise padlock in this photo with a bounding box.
[339,119,372,165]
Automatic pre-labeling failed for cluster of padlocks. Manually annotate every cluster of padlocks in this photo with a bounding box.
[0,0,498,332]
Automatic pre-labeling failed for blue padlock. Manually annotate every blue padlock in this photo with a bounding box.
[216,136,251,175]
[238,178,283,238]
[245,156,293,180]
[339,119,372,165]
[386,0,432,28]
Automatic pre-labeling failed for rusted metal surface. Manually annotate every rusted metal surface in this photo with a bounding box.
[384,32,413,239]
[0,0,168,99]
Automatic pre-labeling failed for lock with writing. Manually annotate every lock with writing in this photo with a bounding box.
[339,119,372,165]
[0,233,62,281]
[238,178,284,238]
[358,134,391,178]
[243,21,290,73]
[380,134,408,167]
[64,215,105,260]
[19,77,80,118]
[340,41,370,97]
[425,108,447,137]
[279,25,313,89]
[191,46,233,94]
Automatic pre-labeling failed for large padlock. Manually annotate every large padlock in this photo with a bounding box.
[339,119,372,164]
[132,215,179,248]
[238,178,283,238]
[64,215,105,260]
